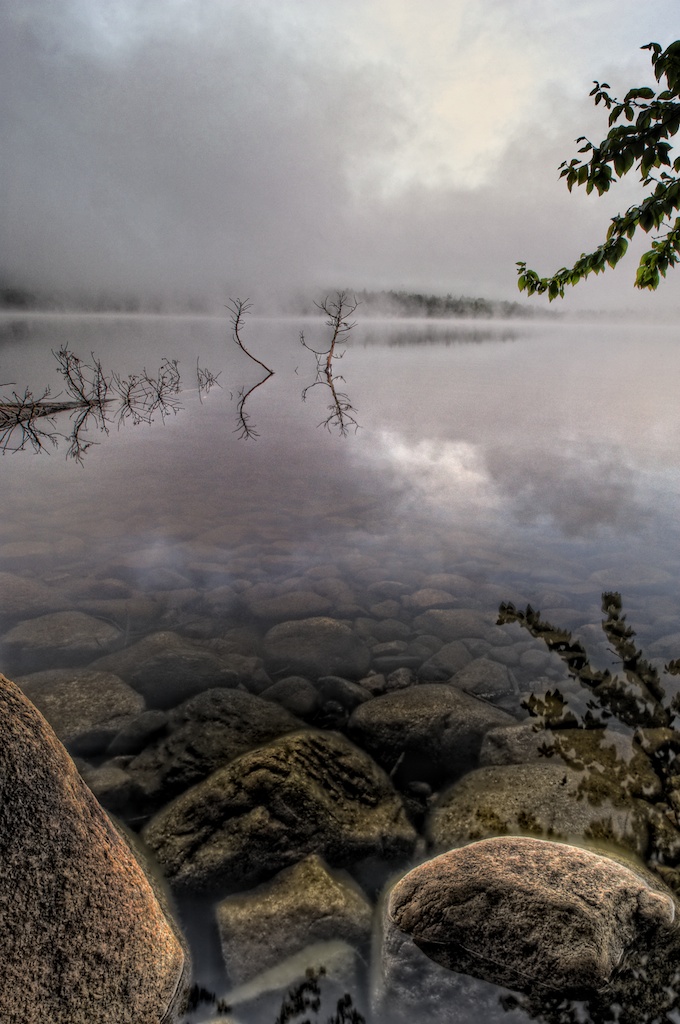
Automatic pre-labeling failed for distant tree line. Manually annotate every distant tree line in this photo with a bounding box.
[353,289,553,319]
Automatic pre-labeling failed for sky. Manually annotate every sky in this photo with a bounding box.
[1,0,679,314]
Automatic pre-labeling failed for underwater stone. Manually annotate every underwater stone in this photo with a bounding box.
[417,640,472,682]
[259,675,321,718]
[89,630,261,707]
[0,570,62,620]
[216,854,374,985]
[427,762,652,859]
[143,728,416,893]
[0,673,187,1022]
[241,586,332,621]
[16,667,145,756]
[413,609,494,642]
[450,656,518,707]
[125,688,303,812]
[2,610,123,672]
[479,722,663,800]
[388,836,676,993]
[348,683,513,787]
[263,617,371,679]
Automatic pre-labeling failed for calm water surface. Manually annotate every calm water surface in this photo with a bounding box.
[3,312,680,1023]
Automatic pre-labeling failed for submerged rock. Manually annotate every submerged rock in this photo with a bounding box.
[426,762,652,859]
[0,570,62,621]
[16,667,145,756]
[375,893,517,1024]
[413,609,493,643]
[348,683,514,787]
[0,673,187,1023]
[417,640,472,682]
[143,729,417,893]
[126,688,303,811]
[450,657,519,710]
[2,610,123,672]
[223,939,364,1024]
[263,617,371,679]
[259,675,321,718]
[216,854,374,985]
[241,585,332,621]
[90,630,266,707]
[388,837,676,993]
[479,722,663,800]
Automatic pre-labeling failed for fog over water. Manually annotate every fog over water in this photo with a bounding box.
[1,1,679,314]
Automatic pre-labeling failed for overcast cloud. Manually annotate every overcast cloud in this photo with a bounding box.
[1,0,679,312]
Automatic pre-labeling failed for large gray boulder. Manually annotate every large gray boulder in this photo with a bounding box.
[348,683,514,786]
[388,837,676,993]
[126,688,303,811]
[374,888,518,1024]
[0,673,187,1023]
[216,854,373,985]
[263,617,371,679]
[143,729,417,893]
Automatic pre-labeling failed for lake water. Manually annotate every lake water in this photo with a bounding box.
[3,311,680,1023]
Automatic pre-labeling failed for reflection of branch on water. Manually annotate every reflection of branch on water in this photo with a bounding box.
[0,386,65,455]
[481,594,680,1022]
[300,291,360,436]
[111,358,181,426]
[301,368,359,436]
[225,297,274,439]
[0,348,216,462]
[196,359,222,403]
[498,593,680,875]
[234,375,272,440]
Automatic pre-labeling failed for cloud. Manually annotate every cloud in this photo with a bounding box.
[362,429,646,540]
[1,0,679,311]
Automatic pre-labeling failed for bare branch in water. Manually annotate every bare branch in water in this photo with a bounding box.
[226,297,274,375]
[0,348,219,460]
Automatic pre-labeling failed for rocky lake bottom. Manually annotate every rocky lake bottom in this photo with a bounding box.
[4,313,680,1023]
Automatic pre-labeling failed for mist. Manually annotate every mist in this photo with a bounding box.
[1,0,679,315]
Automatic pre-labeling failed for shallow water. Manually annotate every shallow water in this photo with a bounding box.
[3,312,680,1022]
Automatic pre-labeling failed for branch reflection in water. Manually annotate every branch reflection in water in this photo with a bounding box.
[493,592,680,1024]
[0,346,220,463]
[300,291,361,436]
[225,297,274,440]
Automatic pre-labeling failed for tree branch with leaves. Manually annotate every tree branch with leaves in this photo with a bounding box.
[518,40,680,299]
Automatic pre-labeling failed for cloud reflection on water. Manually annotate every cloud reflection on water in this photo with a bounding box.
[365,429,647,541]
